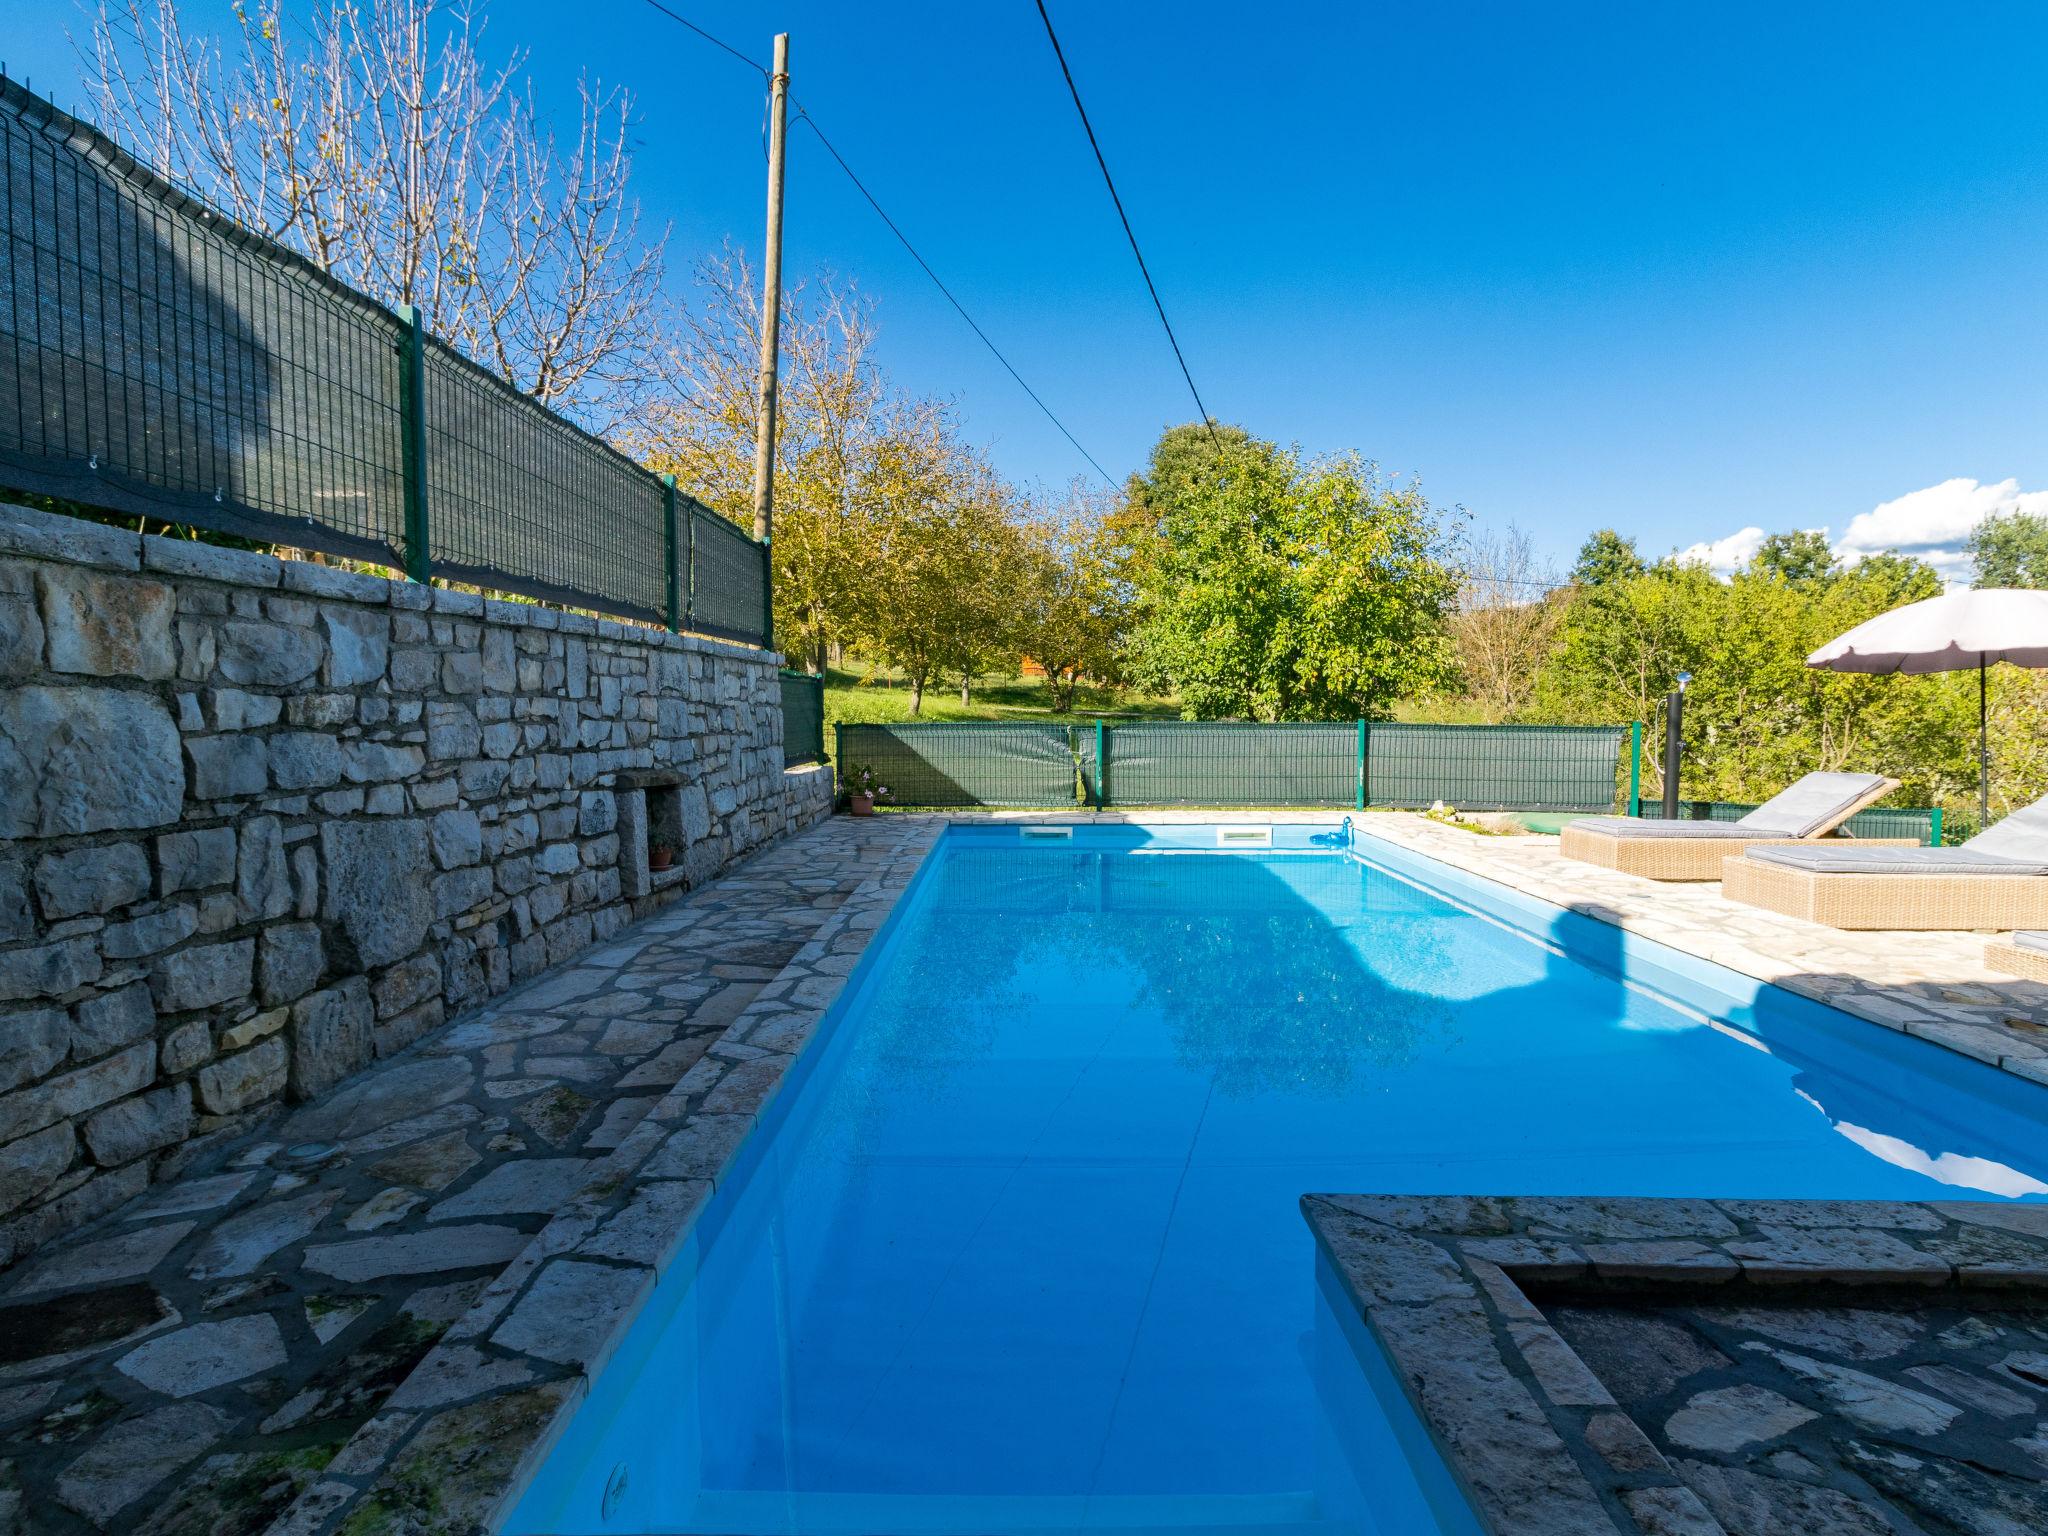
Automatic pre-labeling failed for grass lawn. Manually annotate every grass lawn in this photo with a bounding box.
[817,666,1179,765]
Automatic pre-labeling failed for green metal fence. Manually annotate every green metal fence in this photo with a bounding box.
[837,723,1079,807]
[0,75,769,643]
[780,672,825,766]
[1671,800,1943,847]
[841,720,1632,811]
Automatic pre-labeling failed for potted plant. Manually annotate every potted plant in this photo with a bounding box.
[843,765,889,817]
[648,841,674,871]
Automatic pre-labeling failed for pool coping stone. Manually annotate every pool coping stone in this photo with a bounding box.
[1303,1192,2048,1536]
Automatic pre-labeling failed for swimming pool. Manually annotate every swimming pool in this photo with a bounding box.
[508,823,2048,1535]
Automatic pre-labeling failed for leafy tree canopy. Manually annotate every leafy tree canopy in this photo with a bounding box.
[1968,509,2048,589]
[1570,528,1646,587]
[1752,529,1838,589]
[1125,427,1460,720]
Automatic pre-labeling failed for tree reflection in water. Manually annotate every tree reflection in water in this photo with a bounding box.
[855,847,1457,1102]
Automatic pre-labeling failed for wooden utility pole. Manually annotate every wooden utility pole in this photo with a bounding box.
[752,32,790,545]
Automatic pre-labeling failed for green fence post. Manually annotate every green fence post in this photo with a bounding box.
[661,475,681,633]
[1355,720,1367,810]
[1930,806,1944,847]
[1628,721,1643,817]
[760,536,774,650]
[1094,720,1106,809]
[683,500,697,632]
[395,304,431,584]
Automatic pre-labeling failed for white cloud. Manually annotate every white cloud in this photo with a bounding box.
[1674,525,1767,576]
[1837,477,2048,582]
[1672,477,2048,585]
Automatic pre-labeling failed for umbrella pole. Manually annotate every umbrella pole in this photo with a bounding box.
[1981,657,1990,831]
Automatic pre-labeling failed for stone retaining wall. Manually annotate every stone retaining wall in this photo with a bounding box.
[0,500,832,1266]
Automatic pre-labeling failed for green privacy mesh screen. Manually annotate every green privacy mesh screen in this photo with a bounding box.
[841,721,1629,812]
[838,723,1079,807]
[1363,724,1624,812]
[1093,722,1359,806]
[1680,800,1938,846]
[0,77,769,643]
[780,672,824,766]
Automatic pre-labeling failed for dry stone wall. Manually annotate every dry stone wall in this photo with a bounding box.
[0,500,831,1265]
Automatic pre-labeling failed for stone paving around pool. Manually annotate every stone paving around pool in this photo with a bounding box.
[1305,1192,2048,1535]
[0,813,938,1536]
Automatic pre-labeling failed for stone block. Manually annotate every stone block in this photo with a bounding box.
[372,953,441,1019]
[151,939,255,1013]
[36,569,176,680]
[209,688,282,730]
[290,845,320,919]
[536,843,580,877]
[342,741,424,784]
[288,693,355,729]
[0,687,184,838]
[320,607,390,687]
[83,1084,193,1165]
[142,536,282,587]
[196,1037,287,1114]
[0,935,102,1003]
[0,1040,154,1143]
[218,1008,286,1051]
[34,842,151,919]
[158,827,237,895]
[430,809,482,869]
[375,998,444,1057]
[281,562,393,602]
[236,817,291,921]
[269,731,344,790]
[0,1121,75,1216]
[185,734,268,800]
[321,821,432,968]
[425,701,482,760]
[70,982,155,1059]
[216,619,323,686]
[289,978,374,1098]
[0,582,44,680]
[481,628,517,692]
[433,865,497,920]
[578,791,618,836]
[0,1006,67,1091]
[159,1018,213,1074]
[259,922,325,1006]
[101,905,198,961]
[442,651,482,694]
[390,648,439,691]
[0,501,141,569]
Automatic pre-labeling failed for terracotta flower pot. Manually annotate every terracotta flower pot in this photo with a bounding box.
[648,845,674,871]
[849,792,875,817]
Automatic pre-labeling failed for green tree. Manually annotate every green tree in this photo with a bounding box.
[1569,529,1646,587]
[1021,488,1131,712]
[1967,509,2048,588]
[1126,429,1460,720]
[1752,529,1838,588]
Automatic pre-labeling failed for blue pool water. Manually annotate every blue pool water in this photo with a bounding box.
[510,825,2048,1536]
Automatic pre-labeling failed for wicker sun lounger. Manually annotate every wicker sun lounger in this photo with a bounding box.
[1559,771,1908,881]
[1984,931,2048,983]
[1722,796,2048,931]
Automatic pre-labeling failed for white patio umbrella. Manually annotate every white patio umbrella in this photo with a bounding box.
[1807,586,2048,828]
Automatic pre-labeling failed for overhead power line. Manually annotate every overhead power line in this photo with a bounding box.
[637,0,1117,485]
[1031,0,1216,442]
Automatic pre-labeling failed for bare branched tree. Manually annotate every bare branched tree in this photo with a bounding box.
[1453,525,1565,721]
[83,0,669,430]
[632,246,897,673]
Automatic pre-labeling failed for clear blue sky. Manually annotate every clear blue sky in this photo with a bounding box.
[9,1,2048,573]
